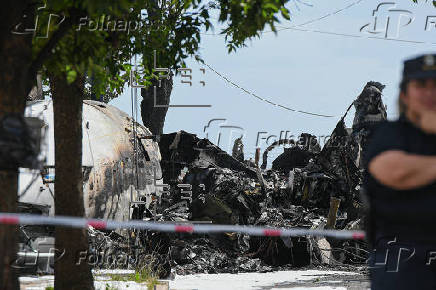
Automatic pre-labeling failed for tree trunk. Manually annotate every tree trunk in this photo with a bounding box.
[0,2,34,289]
[27,73,43,101]
[140,76,173,135]
[49,73,94,290]
[141,0,172,136]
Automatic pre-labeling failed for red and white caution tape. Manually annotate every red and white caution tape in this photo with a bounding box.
[0,213,366,240]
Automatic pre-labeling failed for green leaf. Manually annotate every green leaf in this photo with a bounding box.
[281,7,290,20]
[263,3,279,13]
[66,69,77,84]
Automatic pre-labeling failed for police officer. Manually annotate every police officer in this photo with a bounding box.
[364,54,436,289]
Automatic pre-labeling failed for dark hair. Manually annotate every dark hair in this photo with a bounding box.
[400,80,408,93]
[398,79,408,115]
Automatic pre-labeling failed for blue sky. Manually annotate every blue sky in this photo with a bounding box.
[110,0,436,161]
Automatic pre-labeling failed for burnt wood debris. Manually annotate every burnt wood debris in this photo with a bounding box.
[13,81,386,277]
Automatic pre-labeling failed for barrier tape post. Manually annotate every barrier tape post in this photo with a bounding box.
[0,213,366,240]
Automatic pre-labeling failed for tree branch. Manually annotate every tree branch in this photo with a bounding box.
[29,7,86,77]
[28,15,73,77]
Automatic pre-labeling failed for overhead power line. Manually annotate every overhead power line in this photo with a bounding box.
[195,56,336,118]
[274,26,436,45]
[288,0,365,28]
[202,0,366,36]
[202,0,436,46]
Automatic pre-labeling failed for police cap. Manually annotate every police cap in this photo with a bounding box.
[403,53,436,81]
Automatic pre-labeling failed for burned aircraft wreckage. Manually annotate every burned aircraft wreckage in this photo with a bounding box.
[15,100,164,272]
[14,81,386,275]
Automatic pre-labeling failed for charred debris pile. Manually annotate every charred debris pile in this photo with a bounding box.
[91,81,387,276]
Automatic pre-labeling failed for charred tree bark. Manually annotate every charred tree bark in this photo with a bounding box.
[140,76,173,135]
[0,2,34,289]
[50,74,94,290]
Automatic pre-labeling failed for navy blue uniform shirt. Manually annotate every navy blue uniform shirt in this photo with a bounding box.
[364,114,436,243]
